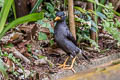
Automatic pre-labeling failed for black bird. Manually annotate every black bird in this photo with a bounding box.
[54,12,90,70]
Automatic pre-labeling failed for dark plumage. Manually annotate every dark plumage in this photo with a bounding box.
[54,12,90,70]
[54,12,81,57]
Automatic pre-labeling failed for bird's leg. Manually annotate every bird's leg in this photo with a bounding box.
[65,56,77,69]
[58,56,70,68]
[58,56,77,73]
[64,56,77,72]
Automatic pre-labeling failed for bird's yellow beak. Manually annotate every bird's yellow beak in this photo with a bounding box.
[54,16,61,21]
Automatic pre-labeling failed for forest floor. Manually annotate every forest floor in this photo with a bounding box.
[0,22,120,80]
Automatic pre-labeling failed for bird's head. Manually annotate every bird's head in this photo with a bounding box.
[54,12,66,21]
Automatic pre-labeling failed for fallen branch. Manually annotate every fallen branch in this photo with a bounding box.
[10,47,30,64]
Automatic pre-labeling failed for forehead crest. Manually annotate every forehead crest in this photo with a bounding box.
[56,12,65,16]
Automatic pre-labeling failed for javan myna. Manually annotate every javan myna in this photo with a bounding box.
[54,11,90,71]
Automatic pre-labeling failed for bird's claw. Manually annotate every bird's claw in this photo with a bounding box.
[57,64,76,73]
[58,63,70,68]
[64,66,76,73]
[57,56,77,73]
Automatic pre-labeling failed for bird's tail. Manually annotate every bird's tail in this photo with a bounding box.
[78,49,90,62]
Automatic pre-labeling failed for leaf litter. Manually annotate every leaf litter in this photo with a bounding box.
[0,20,120,80]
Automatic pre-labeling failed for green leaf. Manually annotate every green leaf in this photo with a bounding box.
[0,0,14,34]
[46,22,54,33]
[38,55,46,59]
[37,19,54,33]
[94,0,99,4]
[0,0,4,7]
[114,18,120,28]
[38,32,47,40]
[96,12,106,19]
[12,0,16,19]
[0,12,1,18]
[91,27,97,32]
[102,20,120,44]
[0,59,8,79]
[74,6,86,13]
[90,20,97,28]
[87,0,120,17]
[2,52,8,57]
[8,53,13,59]
[45,3,54,13]
[85,35,99,50]
[112,10,120,17]
[87,0,96,4]
[0,12,44,39]
[64,0,68,6]
[30,0,43,13]
[26,44,32,52]
[4,43,14,48]
[49,40,54,46]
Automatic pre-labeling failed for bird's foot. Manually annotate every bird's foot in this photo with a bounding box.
[58,64,76,73]
[58,56,70,68]
[64,66,76,73]
[63,56,77,73]
[58,63,70,68]
[58,56,77,73]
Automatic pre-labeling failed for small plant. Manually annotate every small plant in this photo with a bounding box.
[26,44,32,53]
[74,7,99,50]
[100,3,120,45]
[0,50,24,78]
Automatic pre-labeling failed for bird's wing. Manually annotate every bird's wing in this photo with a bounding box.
[66,28,77,46]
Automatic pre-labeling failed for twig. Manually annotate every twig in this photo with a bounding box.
[114,0,120,10]
[10,47,30,64]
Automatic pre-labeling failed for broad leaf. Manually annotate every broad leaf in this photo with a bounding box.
[0,0,14,34]
[0,12,44,39]
[38,32,47,40]
[12,0,16,19]
[96,12,106,19]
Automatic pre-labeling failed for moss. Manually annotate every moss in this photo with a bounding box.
[111,60,120,65]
